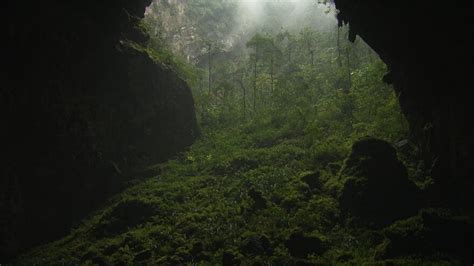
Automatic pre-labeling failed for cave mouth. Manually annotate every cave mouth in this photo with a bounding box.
[7,0,473,264]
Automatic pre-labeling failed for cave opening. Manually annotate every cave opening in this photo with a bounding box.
[3,0,473,264]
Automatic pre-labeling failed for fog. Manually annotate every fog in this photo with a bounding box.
[236,0,337,33]
[143,0,340,62]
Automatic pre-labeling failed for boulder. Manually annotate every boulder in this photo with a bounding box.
[338,138,419,227]
[375,209,474,263]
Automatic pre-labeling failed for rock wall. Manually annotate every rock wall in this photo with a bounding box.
[334,0,474,210]
[2,0,198,259]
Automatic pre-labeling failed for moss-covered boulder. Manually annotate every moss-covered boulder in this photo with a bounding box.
[338,138,420,227]
[375,209,474,263]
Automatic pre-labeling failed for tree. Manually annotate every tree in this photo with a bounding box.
[246,34,264,111]
[208,43,212,95]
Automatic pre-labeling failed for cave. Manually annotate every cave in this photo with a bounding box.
[2,0,473,263]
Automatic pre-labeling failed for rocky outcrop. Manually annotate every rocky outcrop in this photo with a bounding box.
[338,138,419,227]
[334,0,474,210]
[2,0,198,259]
[375,209,474,263]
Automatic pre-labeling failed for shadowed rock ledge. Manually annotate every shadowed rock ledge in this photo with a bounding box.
[2,0,198,258]
[334,0,474,210]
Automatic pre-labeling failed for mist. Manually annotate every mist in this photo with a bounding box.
[210,0,338,53]
[235,0,337,33]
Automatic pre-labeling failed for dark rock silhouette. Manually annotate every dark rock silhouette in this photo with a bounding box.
[375,209,474,264]
[338,138,419,227]
[3,0,198,258]
[334,0,474,211]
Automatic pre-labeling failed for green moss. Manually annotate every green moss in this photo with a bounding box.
[374,209,474,262]
[16,113,465,265]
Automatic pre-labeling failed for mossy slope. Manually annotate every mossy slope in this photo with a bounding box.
[18,122,472,265]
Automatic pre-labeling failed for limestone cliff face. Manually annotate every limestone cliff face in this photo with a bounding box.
[334,0,474,210]
[145,0,201,63]
[2,0,198,258]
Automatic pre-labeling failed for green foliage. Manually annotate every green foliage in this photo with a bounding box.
[17,117,433,264]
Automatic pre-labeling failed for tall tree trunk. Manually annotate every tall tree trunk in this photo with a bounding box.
[254,45,258,111]
[199,77,205,122]
[337,26,342,67]
[208,43,212,95]
[270,52,274,94]
[288,44,292,64]
[344,46,353,131]
[240,69,246,119]
[345,46,352,91]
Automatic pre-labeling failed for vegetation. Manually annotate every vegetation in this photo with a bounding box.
[17,0,473,264]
